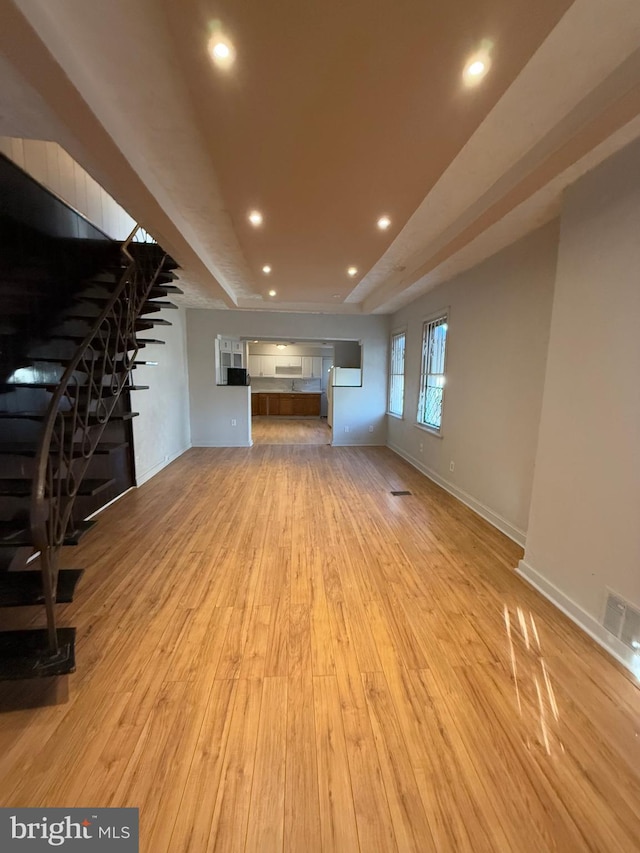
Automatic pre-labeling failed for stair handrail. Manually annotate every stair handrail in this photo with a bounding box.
[29,224,168,651]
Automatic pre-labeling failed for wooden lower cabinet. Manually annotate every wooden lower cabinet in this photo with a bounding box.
[267,394,280,415]
[251,394,268,416]
[251,393,320,416]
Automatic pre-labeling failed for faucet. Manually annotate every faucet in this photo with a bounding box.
[291,380,295,391]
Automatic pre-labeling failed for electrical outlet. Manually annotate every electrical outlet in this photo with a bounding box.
[368,425,374,433]
[419,442,423,454]
[449,460,455,472]
[344,425,350,433]
[231,418,237,427]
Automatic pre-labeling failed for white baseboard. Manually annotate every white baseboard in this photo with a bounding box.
[331,440,384,447]
[387,442,526,546]
[517,559,640,678]
[85,487,135,520]
[136,444,190,486]
[191,441,252,448]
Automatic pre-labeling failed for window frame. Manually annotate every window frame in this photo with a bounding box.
[387,328,406,418]
[416,310,449,436]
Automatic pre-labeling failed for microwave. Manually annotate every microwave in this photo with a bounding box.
[227,367,250,386]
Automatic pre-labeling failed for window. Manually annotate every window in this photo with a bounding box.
[417,314,448,431]
[388,330,406,416]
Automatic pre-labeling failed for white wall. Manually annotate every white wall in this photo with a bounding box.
[388,223,558,544]
[0,136,136,239]
[520,139,640,672]
[131,306,191,484]
[187,309,388,447]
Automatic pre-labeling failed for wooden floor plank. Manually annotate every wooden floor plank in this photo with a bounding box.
[168,679,237,852]
[284,603,322,851]
[313,675,361,852]
[245,676,288,853]
[208,677,263,852]
[362,671,437,852]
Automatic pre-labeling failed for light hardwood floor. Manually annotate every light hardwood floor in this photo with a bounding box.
[251,416,331,445]
[1,445,639,852]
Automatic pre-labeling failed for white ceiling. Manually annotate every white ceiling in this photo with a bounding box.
[1,0,640,314]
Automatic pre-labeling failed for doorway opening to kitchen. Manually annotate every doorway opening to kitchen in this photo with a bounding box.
[242,337,363,446]
[248,338,333,445]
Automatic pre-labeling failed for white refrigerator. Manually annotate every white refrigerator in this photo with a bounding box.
[327,367,361,428]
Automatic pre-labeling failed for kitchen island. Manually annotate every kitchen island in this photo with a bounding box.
[251,392,321,417]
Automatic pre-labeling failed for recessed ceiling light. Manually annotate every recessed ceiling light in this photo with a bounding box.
[262,264,272,274]
[268,289,276,297]
[377,215,391,230]
[248,210,263,226]
[213,42,230,59]
[347,266,358,277]
[276,344,287,349]
[463,43,492,86]
[332,293,341,298]
[253,340,259,343]
[208,35,235,69]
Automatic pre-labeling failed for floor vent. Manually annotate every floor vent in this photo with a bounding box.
[390,490,412,496]
[603,591,640,652]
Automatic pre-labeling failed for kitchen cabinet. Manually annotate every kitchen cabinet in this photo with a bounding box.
[273,355,302,376]
[248,354,323,378]
[261,355,277,376]
[302,356,323,378]
[248,354,277,377]
[251,393,320,417]
[216,337,244,384]
[248,355,263,377]
[251,393,268,415]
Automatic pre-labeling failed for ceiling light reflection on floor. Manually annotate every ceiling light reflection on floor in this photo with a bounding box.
[503,604,564,755]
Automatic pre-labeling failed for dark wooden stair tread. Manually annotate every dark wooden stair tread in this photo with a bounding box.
[52,329,168,342]
[139,301,179,312]
[2,383,148,392]
[0,520,96,547]
[0,628,76,679]
[0,478,115,497]
[0,568,83,607]
[0,441,128,457]
[0,411,138,421]
[136,318,172,328]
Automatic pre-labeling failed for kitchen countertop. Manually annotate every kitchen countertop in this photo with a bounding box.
[250,390,321,394]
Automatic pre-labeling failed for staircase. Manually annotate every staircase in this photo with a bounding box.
[0,160,181,680]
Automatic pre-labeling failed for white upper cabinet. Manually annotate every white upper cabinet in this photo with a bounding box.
[216,336,244,383]
[248,354,263,376]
